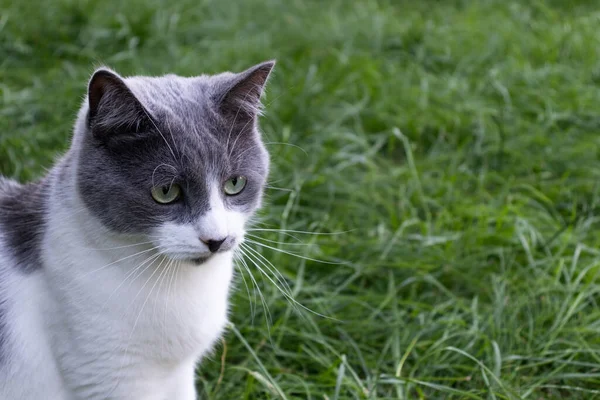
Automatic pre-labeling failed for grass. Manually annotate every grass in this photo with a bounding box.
[2,0,600,398]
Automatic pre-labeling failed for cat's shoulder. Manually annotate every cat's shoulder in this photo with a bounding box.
[0,177,46,274]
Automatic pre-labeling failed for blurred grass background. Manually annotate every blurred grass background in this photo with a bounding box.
[2,0,600,398]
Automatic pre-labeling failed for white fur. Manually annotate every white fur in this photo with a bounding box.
[0,169,245,399]
[0,250,68,399]
[154,184,246,260]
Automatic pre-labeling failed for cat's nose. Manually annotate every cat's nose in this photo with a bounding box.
[202,237,227,253]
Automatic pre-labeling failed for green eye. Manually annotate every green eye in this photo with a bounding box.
[151,184,181,204]
[224,176,247,195]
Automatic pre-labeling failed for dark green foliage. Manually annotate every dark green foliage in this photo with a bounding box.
[1,0,600,398]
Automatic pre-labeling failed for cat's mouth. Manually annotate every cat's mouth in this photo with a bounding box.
[189,256,211,265]
[175,251,230,266]
[158,250,214,266]
[156,240,239,266]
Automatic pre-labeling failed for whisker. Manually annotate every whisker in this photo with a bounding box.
[233,251,256,322]
[245,239,343,265]
[80,241,155,251]
[240,243,335,320]
[230,143,261,164]
[119,254,169,375]
[166,117,181,159]
[127,253,164,288]
[142,108,177,161]
[262,141,308,156]
[228,112,255,160]
[154,257,173,321]
[129,255,168,308]
[265,186,294,193]
[152,163,178,188]
[247,228,354,236]
[163,259,180,356]
[237,249,272,329]
[84,251,163,330]
[105,252,163,305]
[240,243,294,296]
[79,246,159,278]
[105,252,163,397]
[245,233,313,247]
[226,90,251,159]
[150,258,175,360]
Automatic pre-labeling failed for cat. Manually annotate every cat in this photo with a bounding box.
[0,60,274,399]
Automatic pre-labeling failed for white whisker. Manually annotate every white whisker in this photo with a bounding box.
[245,239,343,265]
[225,91,250,159]
[233,251,256,322]
[141,108,177,161]
[79,247,158,278]
[240,242,335,320]
[246,233,313,247]
[240,243,293,296]
[247,228,354,236]
[118,254,169,380]
[237,249,272,329]
[79,241,156,251]
[262,141,308,156]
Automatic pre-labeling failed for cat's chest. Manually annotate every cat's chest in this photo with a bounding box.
[48,247,234,364]
[142,261,232,358]
[109,257,233,360]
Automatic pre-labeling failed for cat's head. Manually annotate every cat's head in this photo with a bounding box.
[74,61,274,264]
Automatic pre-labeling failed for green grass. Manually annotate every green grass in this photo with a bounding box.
[2,0,600,398]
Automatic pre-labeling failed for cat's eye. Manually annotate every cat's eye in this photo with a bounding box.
[151,184,181,204]
[224,176,247,196]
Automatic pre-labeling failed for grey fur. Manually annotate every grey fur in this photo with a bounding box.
[0,178,49,362]
[0,179,48,273]
[0,60,274,262]
[0,300,5,363]
[76,61,274,234]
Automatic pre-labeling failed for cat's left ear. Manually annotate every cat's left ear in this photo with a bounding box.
[87,67,150,141]
[213,60,276,121]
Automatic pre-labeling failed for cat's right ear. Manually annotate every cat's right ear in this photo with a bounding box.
[87,68,149,141]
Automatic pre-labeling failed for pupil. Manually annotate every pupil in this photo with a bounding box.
[231,178,238,186]
[162,186,169,195]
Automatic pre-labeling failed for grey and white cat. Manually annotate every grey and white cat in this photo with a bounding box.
[0,60,274,399]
